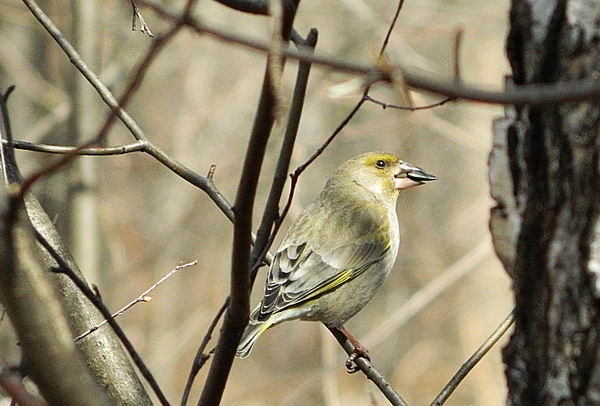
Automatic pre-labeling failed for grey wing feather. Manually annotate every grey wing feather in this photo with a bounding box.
[254,236,389,321]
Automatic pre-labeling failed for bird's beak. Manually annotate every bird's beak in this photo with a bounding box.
[394,162,437,190]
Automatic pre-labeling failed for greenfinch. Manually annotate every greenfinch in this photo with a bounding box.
[236,151,436,358]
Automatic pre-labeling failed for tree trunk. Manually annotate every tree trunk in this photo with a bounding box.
[491,1,600,404]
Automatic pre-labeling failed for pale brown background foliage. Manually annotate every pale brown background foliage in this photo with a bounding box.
[0,0,511,404]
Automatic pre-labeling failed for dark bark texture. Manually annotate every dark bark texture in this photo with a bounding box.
[491,1,600,404]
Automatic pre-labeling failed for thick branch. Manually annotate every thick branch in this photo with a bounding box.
[1,89,152,405]
[140,0,600,106]
[197,2,298,404]
[0,196,112,406]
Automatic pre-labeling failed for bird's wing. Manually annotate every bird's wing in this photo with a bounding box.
[254,233,390,321]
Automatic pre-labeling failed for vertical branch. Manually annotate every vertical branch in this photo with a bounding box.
[250,28,318,281]
[182,30,315,405]
[197,2,299,405]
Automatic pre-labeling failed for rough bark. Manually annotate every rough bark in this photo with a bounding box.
[490,0,600,404]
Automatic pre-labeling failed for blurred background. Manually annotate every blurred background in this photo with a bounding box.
[0,0,512,404]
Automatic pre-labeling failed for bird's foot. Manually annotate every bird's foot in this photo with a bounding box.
[345,344,370,374]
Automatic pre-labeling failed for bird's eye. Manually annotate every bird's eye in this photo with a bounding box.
[375,159,387,169]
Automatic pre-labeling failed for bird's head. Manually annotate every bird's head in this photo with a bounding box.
[335,152,437,201]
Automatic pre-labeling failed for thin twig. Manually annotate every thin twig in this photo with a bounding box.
[453,26,463,82]
[23,0,146,140]
[429,310,515,406]
[250,28,318,283]
[5,139,147,155]
[19,0,188,198]
[364,94,454,111]
[32,229,171,406]
[294,98,365,178]
[376,0,405,57]
[75,260,198,341]
[180,298,230,406]
[265,95,364,252]
[131,0,155,37]
[20,0,240,241]
[8,140,273,268]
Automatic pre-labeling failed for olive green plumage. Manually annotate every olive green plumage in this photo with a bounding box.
[236,152,436,358]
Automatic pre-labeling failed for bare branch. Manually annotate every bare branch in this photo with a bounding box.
[75,260,198,341]
[131,0,155,37]
[139,0,600,106]
[20,0,238,231]
[0,193,112,406]
[250,28,318,282]
[5,140,271,266]
[33,228,171,406]
[364,94,454,111]
[19,0,189,197]
[180,298,230,406]
[5,139,146,155]
[2,87,154,405]
[429,310,515,406]
[185,26,315,405]
[22,0,145,140]
[376,0,405,57]
[197,2,299,404]
[328,328,409,406]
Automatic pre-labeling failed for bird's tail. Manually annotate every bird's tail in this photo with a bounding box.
[236,318,273,358]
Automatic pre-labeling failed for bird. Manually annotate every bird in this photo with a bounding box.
[236,151,436,362]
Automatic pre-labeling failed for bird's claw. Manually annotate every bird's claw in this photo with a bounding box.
[345,346,370,374]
